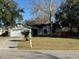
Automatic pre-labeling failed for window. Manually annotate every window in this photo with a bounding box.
[44,29,47,34]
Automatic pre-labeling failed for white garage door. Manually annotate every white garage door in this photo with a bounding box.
[10,28,24,37]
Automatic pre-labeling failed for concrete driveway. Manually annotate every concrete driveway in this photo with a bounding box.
[0,37,23,49]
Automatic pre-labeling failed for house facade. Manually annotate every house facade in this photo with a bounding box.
[26,19,52,36]
[31,24,50,36]
[26,19,62,36]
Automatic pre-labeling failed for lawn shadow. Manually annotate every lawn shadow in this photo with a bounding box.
[51,36,79,40]
[10,40,24,42]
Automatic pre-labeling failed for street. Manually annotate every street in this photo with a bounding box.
[0,50,79,59]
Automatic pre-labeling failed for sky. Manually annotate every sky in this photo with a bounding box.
[15,0,62,20]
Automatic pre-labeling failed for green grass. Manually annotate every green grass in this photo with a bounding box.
[18,37,79,50]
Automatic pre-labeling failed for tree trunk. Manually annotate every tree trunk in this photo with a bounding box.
[49,11,53,37]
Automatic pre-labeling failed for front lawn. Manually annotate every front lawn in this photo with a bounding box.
[18,37,79,50]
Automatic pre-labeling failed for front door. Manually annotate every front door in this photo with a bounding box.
[32,29,38,36]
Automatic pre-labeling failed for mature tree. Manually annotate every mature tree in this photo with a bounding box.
[31,0,56,36]
[55,0,79,33]
[0,0,23,27]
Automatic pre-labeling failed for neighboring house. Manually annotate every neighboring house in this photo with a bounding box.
[25,16,79,37]
[9,24,31,37]
[9,28,24,37]
[0,24,31,37]
[26,18,62,36]
[26,19,51,36]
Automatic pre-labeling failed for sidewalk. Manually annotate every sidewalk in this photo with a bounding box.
[0,37,9,49]
[0,37,22,49]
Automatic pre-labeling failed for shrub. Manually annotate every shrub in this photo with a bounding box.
[21,30,29,41]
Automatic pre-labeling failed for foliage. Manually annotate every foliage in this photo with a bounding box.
[21,29,29,41]
[55,0,79,31]
[21,30,29,36]
[0,0,23,27]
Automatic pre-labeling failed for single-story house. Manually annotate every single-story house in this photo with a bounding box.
[26,18,51,36]
[26,18,79,37]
